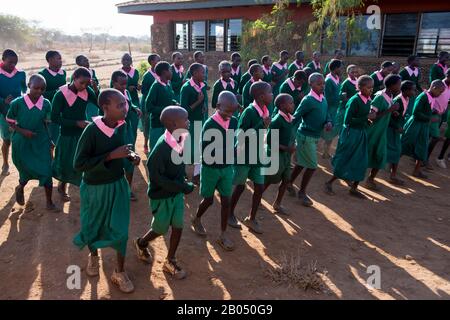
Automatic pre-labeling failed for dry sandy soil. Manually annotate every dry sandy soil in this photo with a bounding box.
[0,51,449,300]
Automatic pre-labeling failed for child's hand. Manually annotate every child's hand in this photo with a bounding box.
[368,111,377,120]
[183,182,195,195]
[263,117,271,128]
[21,129,36,139]
[324,122,333,132]
[389,103,400,113]
[197,92,204,102]
[132,154,141,166]
[108,145,132,160]
[5,95,13,105]
[76,120,90,129]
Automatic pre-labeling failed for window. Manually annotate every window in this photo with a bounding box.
[208,20,225,52]
[175,22,188,50]
[417,12,450,56]
[381,14,419,56]
[227,19,242,52]
[191,21,206,51]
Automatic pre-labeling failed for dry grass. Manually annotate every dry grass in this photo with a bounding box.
[265,250,326,292]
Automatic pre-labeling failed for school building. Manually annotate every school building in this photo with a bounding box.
[117,0,450,58]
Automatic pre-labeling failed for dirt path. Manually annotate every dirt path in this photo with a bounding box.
[0,130,449,300]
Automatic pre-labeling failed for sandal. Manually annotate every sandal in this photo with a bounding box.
[298,192,313,207]
[243,217,263,234]
[191,217,207,237]
[163,259,187,280]
[217,235,235,251]
[272,203,290,216]
[228,215,242,229]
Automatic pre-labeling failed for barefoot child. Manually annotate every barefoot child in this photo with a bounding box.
[242,64,264,110]
[289,51,305,77]
[211,61,239,111]
[321,59,343,159]
[39,51,66,144]
[146,61,178,151]
[238,59,258,95]
[141,53,161,154]
[399,55,423,93]
[365,75,402,190]
[335,64,359,136]
[74,55,100,121]
[325,76,376,199]
[401,80,446,178]
[288,73,332,206]
[6,75,58,211]
[170,52,185,103]
[387,80,416,184]
[306,51,322,74]
[0,49,27,176]
[323,49,344,75]
[370,61,394,97]
[230,82,273,234]
[230,52,242,88]
[134,106,194,279]
[263,94,296,214]
[191,91,239,251]
[271,50,289,97]
[111,70,143,201]
[181,63,207,184]
[73,89,140,293]
[279,70,308,108]
[51,67,98,201]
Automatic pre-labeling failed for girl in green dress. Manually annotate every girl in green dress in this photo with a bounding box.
[120,53,141,108]
[73,89,140,293]
[325,76,376,199]
[7,74,58,211]
[230,52,242,88]
[211,61,240,112]
[306,51,322,74]
[335,64,359,137]
[365,75,402,191]
[271,50,289,97]
[370,61,395,97]
[238,59,258,95]
[399,55,423,93]
[74,55,100,121]
[261,55,274,86]
[0,49,27,176]
[242,64,264,111]
[51,67,98,201]
[170,52,185,103]
[288,51,305,77]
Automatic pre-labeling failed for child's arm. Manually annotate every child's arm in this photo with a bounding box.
[292,98,310,127]
[51,92,85,128]
[148,155,194,194]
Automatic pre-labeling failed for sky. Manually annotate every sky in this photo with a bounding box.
[0,0,153,37]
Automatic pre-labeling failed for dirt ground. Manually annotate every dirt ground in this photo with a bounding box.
[0,51,449,300]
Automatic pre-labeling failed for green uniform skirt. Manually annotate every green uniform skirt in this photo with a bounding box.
[332,127,368,182]
[11,130,52,186]
[48,123,60,145]
[386,127,402,165]
[73,177,130,256]
[0,115,12,140]
[52,134,82,186]
[321,105,339,142]
[296,133,320,169]
[401,117,429,162]
[334,106,346,139]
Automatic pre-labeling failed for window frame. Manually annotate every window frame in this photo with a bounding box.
[174,21,190,51]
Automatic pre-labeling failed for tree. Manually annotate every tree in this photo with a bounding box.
[0,14,32,48]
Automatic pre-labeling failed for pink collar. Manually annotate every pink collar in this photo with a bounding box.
[279,110,294,123]
[358,93,371,105]
[398,94,409,116]
[250,77,262,84]
[252,100,269,118]
[60,84,88,107]
[231,66,240,76]
[347,77,358,86]
[294,61,304,69]
[287,78,300,91]
[212,111,231,130]
[326,73,340,85]
[436,61,448,73]
[172,64,184,74]
[312,61,321,70]
[47,68,64,76]
[308,90,324,102]
[375,71,384,81]
[156,77,168,87]
[426,91,436,110]
[24,94,44,110]
[93,116,125,138]
[123,67,136,78]
[148,68,159,80]
[263,65,271,75]
[189,78,205,93]
[220,78,235,90]
[0,66,18,78]
[405,66,419,77]
[164,129,187,154]
[381,90,393,106]
[274,62,288,70]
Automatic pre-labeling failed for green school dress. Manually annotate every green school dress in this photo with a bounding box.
[399,67,423,92]
[0,68,27,141]
[386,95,407,165]
[181,79,208,164]
[211,78,238,109]
[335,78,358,136]
[367,91,394,169]
[146,80,177,150]
[170,64,185,103]
[7,96,52,186]
[332,94,371,182]
[51,85,98,186]
[288,61,304,77]
[140,68,158,138]
[305,61,322,74]
[401,92,433,161]
[238,71,251,95]
[73,120,130,256]
[71,69,99,122]
[370,71,385,98]
[39,68,67,143]
[271,63,288,97]
[322,74,341,142]
[123,67,140,108]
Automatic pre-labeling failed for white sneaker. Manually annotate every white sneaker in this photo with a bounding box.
[436,158,447,169]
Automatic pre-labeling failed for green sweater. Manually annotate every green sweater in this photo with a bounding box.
[344,94,371,129]
[288,62,303,77]
[141,69,157,103]
[280,78,303,107]
[293,94,330,138]
[411,92,433,122]
[399,67,423,92]
[51,87,98,136]
[0,70,27,116]
[38,68,67,102]
[145,81,177,128]
[73,121,127,185]
[267,113,294,152]
[238,72,251,95]
[170,65,185,98]
[201,116,238,168]
[429,63,446,83]
[325,76,341,108]
[306,61,322,74]
[211,79,238,109]
[370,72,385,97]
[180,80,207,122]
[147,135,193,199]
[242,79,257,110]
[338,79,358,110]
[389,95,407,130]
